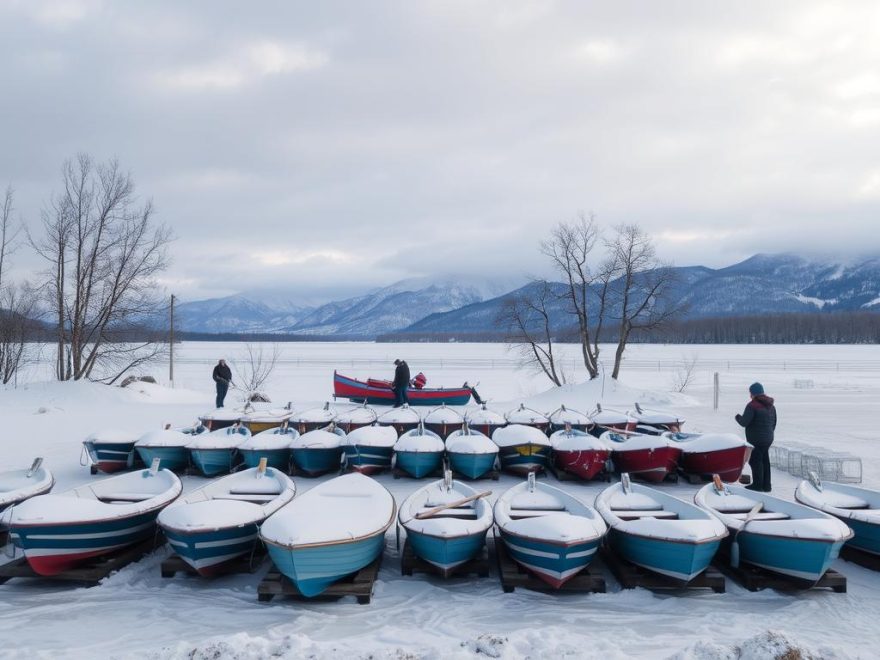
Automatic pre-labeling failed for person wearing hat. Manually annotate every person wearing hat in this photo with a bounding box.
[735,382,777,492]
[212,359,233,408]
[392,359,410,407]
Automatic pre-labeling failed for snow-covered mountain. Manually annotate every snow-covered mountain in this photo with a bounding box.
[175,295,314,334]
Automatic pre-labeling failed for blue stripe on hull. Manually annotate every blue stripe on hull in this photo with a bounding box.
[499,529,599,585]
[844,517,880,555]
[84,441,138,469]
[12,510,159,552]
[344,446,394,472]
[265,532,385,597]
[407,529,487,572]
[190,449,240,476]
[609,529,721,581]
[395,451,443,478]
[498,445,550,474]
[136,446,189,472]
[239,448,291,471]
[164,525,259,573]
[291,448,343,476]
[736,532,844,582]
[447,452,496,479]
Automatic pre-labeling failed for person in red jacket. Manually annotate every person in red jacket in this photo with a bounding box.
[735,382,777,492]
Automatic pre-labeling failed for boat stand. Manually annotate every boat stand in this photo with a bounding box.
[494,533,605,594]
[0,535,162,587]
[257,555,382,605]
[840,545,880,571]
[600,546,725,593]
[161,546,267,578]
[711,556,846,593]
[400,539,490,578]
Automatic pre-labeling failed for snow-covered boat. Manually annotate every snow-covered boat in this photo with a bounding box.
[198,409,242,431]
[260,473,395,597]
[696,481,853,584]
[342,425,398,474]
[333,371,472,406]
[494,475,607,588]
[595,478,727,581]
[82,429,140,473]
[423,404,464,439]
[445,426,498,479]
[394,426,445,478]
[601,431,681,483]
[240,406,293,435]
[237,425,297,471]
[292,402,337,434]
[290,429,344,476]
[135,429,191,472]
[377,404,421,436]
[795,474,880,557]
[0,459,54,513]
[492,424,552,475]
[550,427,610,481]
[630,403,684,435]
[187,425,250,477]
[335,404,378,433]
[667,432,748,483]
[464,404,507,438]
[7,466,181,576]
[588,406,635,438]
[399,473,493,576]
[548,405,592,433]
[158,465,295,577]
[504,404,550,433]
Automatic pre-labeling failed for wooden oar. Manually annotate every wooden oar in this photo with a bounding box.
[415,491,492,520]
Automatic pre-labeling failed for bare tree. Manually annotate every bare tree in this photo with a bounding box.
[498,280,566,386]
[31,154,172,381]
[670,352,700,393]
[233,342,282,396]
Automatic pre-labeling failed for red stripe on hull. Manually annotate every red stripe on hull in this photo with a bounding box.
[554,450,610,481]
[349,465,385,476]
[26,548,118,576]
[613,447,681,483]
[681,446,748,482]
[333,373,472,403]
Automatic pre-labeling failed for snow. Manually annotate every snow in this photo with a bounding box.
[293,404,337,424]
[239,408,293,424]
[793,293,836,309]
[398,480,493,536]
[394,429,444,452]
[445,430,497,454]
[335,405,378,425]
[136,430,191,448]
[503,404,548,424]
[85,428,139,444]
[291,430,342,449]
[423,406,464,424]
[549,429,608,451]
[863,296,880,308]
[547,405,591,426]
[187,427,250,449]
[0,465,54,508]
[491,424,552,447]
[343,425,398,448]
[239,428,297,450]
[377,406,421,424]
[601,431,674,451]
[463,405,506,425]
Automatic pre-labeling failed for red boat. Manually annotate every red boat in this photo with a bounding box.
[668,432,748,482]
[505,404,550,433]
[602,431,681,483]
[550,429,610,480]
[376,405,421,436]
[588,408,636,438]
[423,404,464,439]
[464,404,507,437]
[630,404,684,435]
[333,371,472,406]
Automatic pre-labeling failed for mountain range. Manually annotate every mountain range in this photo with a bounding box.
[175,254,880,339]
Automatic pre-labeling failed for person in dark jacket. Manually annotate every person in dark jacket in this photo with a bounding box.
[735,382,777,492]
[392,359,410,407]
[212,359,233,408]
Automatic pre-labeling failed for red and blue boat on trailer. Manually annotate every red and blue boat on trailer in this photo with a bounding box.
[333,371,472,406]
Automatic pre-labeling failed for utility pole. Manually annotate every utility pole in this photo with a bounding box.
[169,294,175,388]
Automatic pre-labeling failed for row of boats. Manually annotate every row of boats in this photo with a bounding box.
[0,461,873,595]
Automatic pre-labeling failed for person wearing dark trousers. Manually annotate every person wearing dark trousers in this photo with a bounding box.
[392,359,410,407]
[212,359,233,408]
[735,382,777,492]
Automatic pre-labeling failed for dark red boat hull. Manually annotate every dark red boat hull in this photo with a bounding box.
[553,449,611,481]
[680,446,748,482]
[334,372,472,406]
[612,446,681,483]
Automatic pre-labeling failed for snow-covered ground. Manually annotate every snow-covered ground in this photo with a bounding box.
[1,342,877,659]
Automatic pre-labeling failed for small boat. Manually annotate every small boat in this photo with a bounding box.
[394,426,445,478]
[293,402,338,434]
[158,465,295,577]
[668,432,748,483]
[550,427,610,481]
[423,404,464,439]
[237,424,297,471]
[7,465,181,576]
[795,473,880,557]
[595,477,727,581]
[445,426,498,479]
[505,404,550,433]
[696,481,853,584]
[398,473,493,576]
[464,404,507,438]
[187,425,250,477]
[334,371,472,406]
[240,406,293,435]
[260,473,395,597]
[82,429,140,473]
[494,475,607,588]
[198,409,242,431]
[0,459,54,513]
[377,404,421,436]
[290,429,344,476]
[630,403,684,435]
[548,405,592,433]
[588,406,635,438]
[601,431,681,483]
[492,424,552,475]
[335,403,378,433]
[135,429,192,472]
[342,425,398,474]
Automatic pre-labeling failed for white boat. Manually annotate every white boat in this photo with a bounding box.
[423,404,464,439]
[795,474,880,557]
[0,459,54,513]
[504,404,549,432]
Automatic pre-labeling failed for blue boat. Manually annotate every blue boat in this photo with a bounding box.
[260,473,395,597]
[399,473,493,576]
[595,477,727,581]
[342,425,398,475]
[135,429,191,472]
[158,466,295,576]
[796,475,880,557]
[492,425,552,475]
[394,426,444,478]
[237,425,297,471]
[494,475,607,588]
[187,425,250,477]
[445,427,498,479]
[82,429,140,473]
[290,429,344,476]
[696,482,853,584]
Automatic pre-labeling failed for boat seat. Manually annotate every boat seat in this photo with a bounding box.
[615,509,679,520]
[228,486,282,496]
[214,493,277,503]
[510,509,567,519]
[417,509,478,520]
[728,511,790,521]
[97,492,154,502]
[510,491,565,511]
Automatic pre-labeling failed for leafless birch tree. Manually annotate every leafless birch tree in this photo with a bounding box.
[233,342,282,396]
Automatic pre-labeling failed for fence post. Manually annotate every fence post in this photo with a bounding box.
[713,372,719,410]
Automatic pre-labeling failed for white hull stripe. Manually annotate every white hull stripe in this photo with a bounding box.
[505,540,596,562]
[749,561,823,581]
[195,536,257,550]
[185,551,249,569]
[24,520,155,541]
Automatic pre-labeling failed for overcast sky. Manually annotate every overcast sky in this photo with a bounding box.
[1,1,879,304]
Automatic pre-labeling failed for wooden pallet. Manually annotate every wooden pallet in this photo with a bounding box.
[494,533,605,594]
[0,535,161,586]
[257,555,382,604]
[400,539,490,578]
[161,546,267,578]
[840,545,880,571]
[711,557,846,593]
[600,546,725,593]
